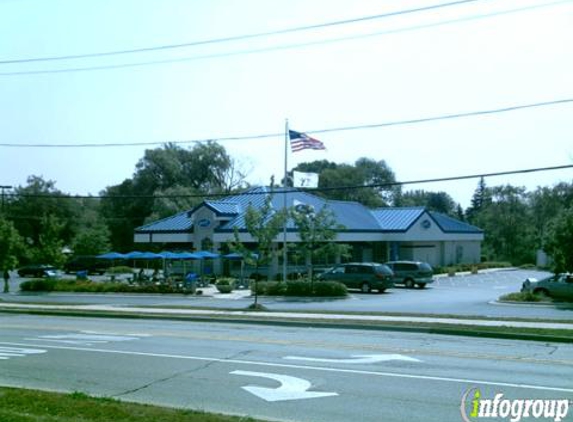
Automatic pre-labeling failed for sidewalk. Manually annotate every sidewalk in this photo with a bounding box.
[1,301,573,330]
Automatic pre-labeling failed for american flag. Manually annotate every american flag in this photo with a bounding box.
[289,130,326,153]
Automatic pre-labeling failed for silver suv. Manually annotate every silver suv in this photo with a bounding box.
[384,261,434,289]
[317,262,394,293]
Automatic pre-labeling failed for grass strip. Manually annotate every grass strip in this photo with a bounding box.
[0,387,263,422]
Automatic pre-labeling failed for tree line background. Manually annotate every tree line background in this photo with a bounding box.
[1,141,572,273]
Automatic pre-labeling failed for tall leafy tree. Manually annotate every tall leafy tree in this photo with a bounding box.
[294,158,399,207]
[544,207,573,273]
[397,190,458,216]
[472,185,534,264]
[529,183,573,249]
[7,176,77,264]
[291,205,349,281]
[102,142,248,250]
[229,197,286,308]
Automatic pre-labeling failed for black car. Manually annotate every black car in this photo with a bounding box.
[63,256,110,275]
[17,264,59,278]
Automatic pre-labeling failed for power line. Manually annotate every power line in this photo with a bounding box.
[1,97,571,148]
[2,1,570,76]
[0,0,479,65]
[5,164,573,200]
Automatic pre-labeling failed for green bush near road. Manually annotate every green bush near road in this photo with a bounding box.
[499,291,552,302]
[434,261,513,275]
[0,387,263,422]
[254,280,347,297]
[19,279,186,294]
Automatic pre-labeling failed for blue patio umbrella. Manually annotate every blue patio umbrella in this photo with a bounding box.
[194,250,220,259]
[96,252,127,260]
[124,251,144,260]
[139,252,163,260]
[223,252,258,260]
[159,251,179,260]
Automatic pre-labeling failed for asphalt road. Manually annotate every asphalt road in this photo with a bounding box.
[3,269,573,320]
[1,314,572,422]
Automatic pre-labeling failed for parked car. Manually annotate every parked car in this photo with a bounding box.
[317,262,394,293]
[521,273,573,300]
[17,264,59,278]
[63,256,110,275]
[384,260,434,289]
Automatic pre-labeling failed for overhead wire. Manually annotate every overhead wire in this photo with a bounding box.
[1,1,570,76]
[1,97,571,148]
[4,164,573,200]
[0,0,479,65]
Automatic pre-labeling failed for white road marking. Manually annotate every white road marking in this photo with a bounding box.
[26,332,147,345]
[0,346,46,360]
[0,341,571,393]
[284,354,421,364]
[231,370,338,401]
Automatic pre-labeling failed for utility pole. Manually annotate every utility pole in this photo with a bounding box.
[0,185,12,213]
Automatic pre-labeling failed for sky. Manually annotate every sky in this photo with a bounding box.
[1,0,572,208]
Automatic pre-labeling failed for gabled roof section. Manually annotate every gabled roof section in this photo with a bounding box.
[429,211,483,233]
[370,207,426,231]
[136,187,483,235]
[218,188,381,232]
[203,201,241,216]
[136,210,193,233]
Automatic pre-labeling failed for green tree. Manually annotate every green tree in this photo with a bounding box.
[229,196,286,308]
[529,183,573,250]
[100,179,150,251]
[0,216,24,292]
[291,204,349,282]
[33,215,67,267]
[466,177,491,223]
[292,158,398,207]
[145,185,203,223]
[7,176,77,264]
[397,190,457,216]
[72,225,111,256]
[472,185,534,264]
[102,142,248,250]
[544,207,573,273]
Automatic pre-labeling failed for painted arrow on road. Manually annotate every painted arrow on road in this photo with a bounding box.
[283,354,422,364]
[230,370,338,402]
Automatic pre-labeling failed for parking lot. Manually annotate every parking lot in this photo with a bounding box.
[3,268,573,320]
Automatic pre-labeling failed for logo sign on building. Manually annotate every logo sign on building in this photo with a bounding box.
[197,218,211,228]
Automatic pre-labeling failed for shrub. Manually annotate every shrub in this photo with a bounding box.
[216,277,235,286]
[20,279,185,294]
[312,280,348,297]
[19,278,57,292]
[500,291,551,302]
[254,280,347,297]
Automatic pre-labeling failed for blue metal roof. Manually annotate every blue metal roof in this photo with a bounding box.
[137,187,482,235]
[429,211,483,233]
[136,210,193,233]
[203,201,241,216]
[370,207,426,231]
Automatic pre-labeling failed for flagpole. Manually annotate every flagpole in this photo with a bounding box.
[282,119,289,282]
